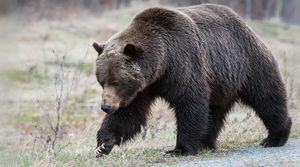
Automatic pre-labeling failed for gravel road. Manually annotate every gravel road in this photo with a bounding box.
[155,138,300,167]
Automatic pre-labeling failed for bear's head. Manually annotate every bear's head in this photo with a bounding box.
[93,41,148,114]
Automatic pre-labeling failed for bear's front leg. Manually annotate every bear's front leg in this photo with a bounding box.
[95,116,118,157]
[95,91,154,157]
[167,97,210,156]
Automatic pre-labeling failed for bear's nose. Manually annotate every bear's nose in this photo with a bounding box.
[101,105,111,113]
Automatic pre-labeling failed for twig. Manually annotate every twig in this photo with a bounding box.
[35,126,47,145]
[284,66,300,84]
[37,99,55,132]
[65,111,73,136]
[288,79,295,109]
[54,77,58,102]
[53,50,59,62]
[87,67,94,75]
[46,114,55,132]
[61,45,90,107]
[283,52,300,84]
[31,136,38,160]
[77,67,95,80]
[52,56,65,150]
[42,39,49,82]
[55,141,71,155]
[41,87,57,109]
[53,50,62,102]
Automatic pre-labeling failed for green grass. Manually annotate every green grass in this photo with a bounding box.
[2,69,44,83]
[0,145,6,152]
[13,138,229,167]
[62,60,94,73]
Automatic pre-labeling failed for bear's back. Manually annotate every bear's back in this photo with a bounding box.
[177,4,244,27]
[178,4,275,103]
[133,4,246,32]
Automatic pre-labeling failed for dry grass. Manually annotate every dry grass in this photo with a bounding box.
[1,1,300,166]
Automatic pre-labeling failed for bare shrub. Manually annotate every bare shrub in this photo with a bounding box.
[32,47,89,157]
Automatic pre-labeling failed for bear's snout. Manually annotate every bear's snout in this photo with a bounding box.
[101,105,111,113]
[101,87,121,114]
[100,103,119,114]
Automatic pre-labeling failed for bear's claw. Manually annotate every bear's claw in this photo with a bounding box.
[95,146,102,155]
[95,143,106,157]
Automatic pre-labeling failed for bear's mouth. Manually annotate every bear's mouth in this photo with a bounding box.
[101,103,119,114]
[109,105,119,114]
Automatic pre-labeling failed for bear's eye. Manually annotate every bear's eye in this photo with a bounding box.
[111,82,119,87]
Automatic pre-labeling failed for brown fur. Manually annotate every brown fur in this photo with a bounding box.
[93,4,291,156]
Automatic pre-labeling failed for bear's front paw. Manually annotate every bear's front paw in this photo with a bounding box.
[95,133,117,157]
[95,143,114,157]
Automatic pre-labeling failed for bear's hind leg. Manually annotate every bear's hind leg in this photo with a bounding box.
[239,81,292,147]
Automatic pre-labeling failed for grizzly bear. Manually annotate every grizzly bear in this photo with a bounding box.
[93,4,292,156]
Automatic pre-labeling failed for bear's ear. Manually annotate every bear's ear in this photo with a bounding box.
[93,42,104,55]
[123,43,143,59]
